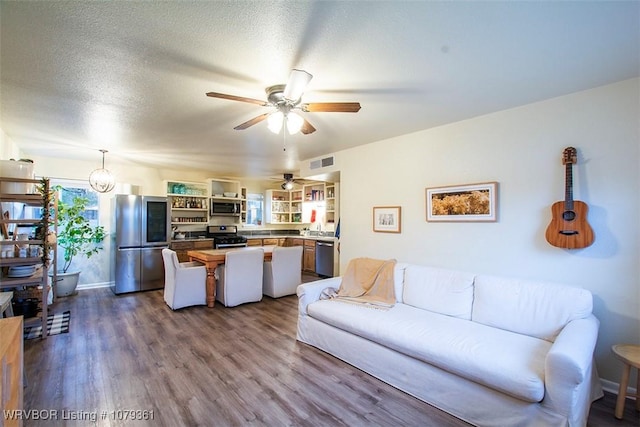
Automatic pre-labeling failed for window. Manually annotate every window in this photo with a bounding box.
[246,193,263,226]
[54,180,100,227]
[27,179,101,228]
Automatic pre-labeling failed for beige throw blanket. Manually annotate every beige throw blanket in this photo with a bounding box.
[336,257,397,308]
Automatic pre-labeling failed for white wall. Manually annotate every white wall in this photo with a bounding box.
[338,78,639,384]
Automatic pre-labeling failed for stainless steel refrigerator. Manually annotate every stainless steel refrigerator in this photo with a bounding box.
[111,195,170,294]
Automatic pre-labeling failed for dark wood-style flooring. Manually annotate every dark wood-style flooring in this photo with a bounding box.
[22,279,639,426]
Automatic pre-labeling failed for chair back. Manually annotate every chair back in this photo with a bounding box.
[263,245,303,298]
[162,248,207,310]
[162,248,179,304]
[216,248,264,307]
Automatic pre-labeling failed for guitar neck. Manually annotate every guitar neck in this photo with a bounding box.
[564,162,574,210]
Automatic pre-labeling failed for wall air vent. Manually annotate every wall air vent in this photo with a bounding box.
[310,156,334,170]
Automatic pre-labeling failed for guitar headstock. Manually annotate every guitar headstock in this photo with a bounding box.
[562,147,577,165]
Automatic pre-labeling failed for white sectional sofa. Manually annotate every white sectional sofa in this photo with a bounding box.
[296,263,603,427]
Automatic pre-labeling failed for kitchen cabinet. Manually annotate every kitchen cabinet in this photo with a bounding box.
[0,176,55,336]
[246,239,262,247]
[170,239,213,262]
[265,189,304,224]
[289,238,304,247]
[325,184,337,225]
[302,182,338,225]
[165,180,209,225]
[209,178,242,222]
[0,316,23,427]
[303,239,316,273]
[240,187,247,224]
[262,238,279,246]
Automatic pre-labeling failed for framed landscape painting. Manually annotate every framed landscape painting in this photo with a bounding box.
[426,182,498,222]
[373,206,402,233]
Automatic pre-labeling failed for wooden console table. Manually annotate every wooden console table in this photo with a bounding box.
[187,246,275,308]
[0,316,23,427]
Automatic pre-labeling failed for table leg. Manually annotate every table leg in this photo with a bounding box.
[615,364,631,419]
[636,369,640,412]
[205,265,217,308]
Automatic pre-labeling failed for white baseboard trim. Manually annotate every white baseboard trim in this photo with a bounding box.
[77,281,112,290]
[600,378,637,399]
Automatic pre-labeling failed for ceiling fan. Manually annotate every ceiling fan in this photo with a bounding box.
[270,173,314,190]
[206,69,361,135]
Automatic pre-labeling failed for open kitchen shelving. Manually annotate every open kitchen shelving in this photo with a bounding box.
[165,180,209,225]
[0,176,56,337]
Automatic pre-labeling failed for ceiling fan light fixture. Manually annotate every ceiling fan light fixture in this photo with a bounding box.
[88,149,115,193]
[281,173,295,190]
[283,69,312,101]
[267,111,284,134]
[286,112,304,135]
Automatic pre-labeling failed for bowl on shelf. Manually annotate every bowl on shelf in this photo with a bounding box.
[8,265,36,278]
[223,192,237,198]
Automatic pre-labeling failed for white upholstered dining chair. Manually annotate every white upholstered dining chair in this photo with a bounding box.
[215,248,264,307]
[162,248,207,310]
[262,245,303,298]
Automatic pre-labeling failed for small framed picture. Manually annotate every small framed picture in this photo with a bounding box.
[373,206,402,233]
[426,182,498,222]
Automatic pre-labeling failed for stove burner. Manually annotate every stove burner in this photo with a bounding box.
[207,225,247,248]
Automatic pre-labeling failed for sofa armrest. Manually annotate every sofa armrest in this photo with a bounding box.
[297,277,342,315]
[544,314,600,417]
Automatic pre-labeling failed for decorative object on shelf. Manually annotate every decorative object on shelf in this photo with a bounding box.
[426,182,498,222]
[52,186,106,296]
[373,206,402,233]
[545,147,594,249]
[206,69,361,136]
[88,149,115,193]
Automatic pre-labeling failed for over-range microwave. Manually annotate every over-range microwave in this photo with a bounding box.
[210,200,241,216]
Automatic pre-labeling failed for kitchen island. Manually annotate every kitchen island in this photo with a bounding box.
[187,246,276,308]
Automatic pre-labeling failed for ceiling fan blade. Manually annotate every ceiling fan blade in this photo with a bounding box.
[283,69,313,101]
[206,92,267,106]
[234,113,270,130]
[300,118,316,135]
[301,102,361,113]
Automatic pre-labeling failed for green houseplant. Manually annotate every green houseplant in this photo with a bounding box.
[52,187,106,296]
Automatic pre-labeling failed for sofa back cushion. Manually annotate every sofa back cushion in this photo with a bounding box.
[402,265,475,319]
[394,263,409,303]
[471,275,593,341]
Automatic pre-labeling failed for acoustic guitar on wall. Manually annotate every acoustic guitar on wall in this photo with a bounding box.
[545,147,594,249]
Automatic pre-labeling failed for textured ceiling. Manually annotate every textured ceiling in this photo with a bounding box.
[1,1,638,180]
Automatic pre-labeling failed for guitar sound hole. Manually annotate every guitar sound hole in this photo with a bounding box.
[562,210,576,221]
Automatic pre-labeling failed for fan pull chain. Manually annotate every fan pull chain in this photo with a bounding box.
[282,129,287,152]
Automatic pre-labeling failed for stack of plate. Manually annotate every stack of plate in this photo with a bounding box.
[8,265,36,278]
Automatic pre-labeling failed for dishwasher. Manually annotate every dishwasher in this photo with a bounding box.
[315,240,334,278]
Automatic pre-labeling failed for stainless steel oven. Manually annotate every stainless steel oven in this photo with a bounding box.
[206,225,247,248]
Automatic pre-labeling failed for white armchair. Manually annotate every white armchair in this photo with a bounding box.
[215,248,264,307]
[162,248,207,310]
[263,245,303,298]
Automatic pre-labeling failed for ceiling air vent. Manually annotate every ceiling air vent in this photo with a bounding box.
[310,156,334,170]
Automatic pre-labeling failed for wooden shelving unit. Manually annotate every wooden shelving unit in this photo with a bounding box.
[0,177,55,337]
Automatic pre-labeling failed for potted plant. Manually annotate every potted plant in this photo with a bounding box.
[50,187,106,297]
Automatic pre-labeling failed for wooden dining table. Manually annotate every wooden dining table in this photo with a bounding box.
[187,245,276,307]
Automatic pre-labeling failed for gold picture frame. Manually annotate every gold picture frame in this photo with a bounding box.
[373,206,402,233]
[426,182,498,222]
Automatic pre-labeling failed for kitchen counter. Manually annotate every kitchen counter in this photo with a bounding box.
[170,238,214,243]
[244,235,336,242]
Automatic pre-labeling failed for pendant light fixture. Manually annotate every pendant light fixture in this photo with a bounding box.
[88,149,115,193]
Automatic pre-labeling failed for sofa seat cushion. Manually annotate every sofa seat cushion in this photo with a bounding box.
[307,300,551,402]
